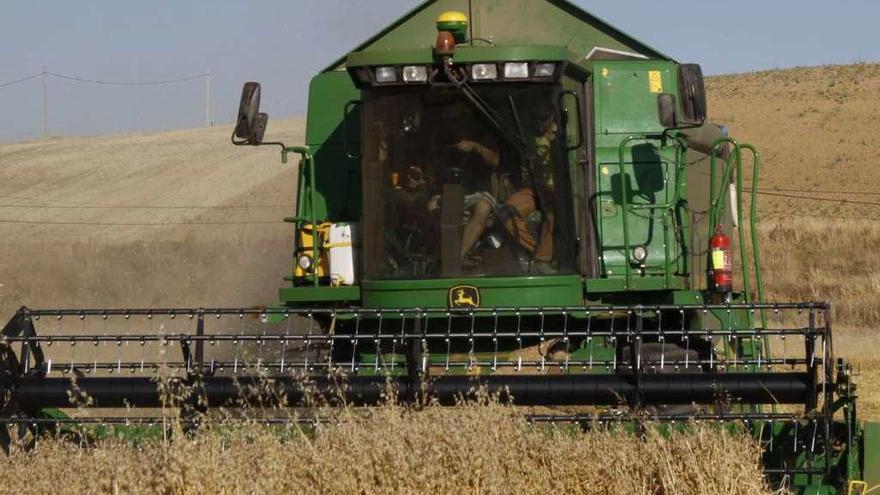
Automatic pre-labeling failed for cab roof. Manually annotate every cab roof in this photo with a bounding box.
[325,0,672,73]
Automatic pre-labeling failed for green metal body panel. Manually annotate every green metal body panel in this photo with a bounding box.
[361,275,583,309]
[865,422,880,487]
[346,45,572,67]
[591,61,686,289]
[299,71,362,224]
[279,286,361,304]
[324,0,669,72]
[585,276,686,293]
[593,61,674,136]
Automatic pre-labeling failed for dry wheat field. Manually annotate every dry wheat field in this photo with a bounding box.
[0,402,773,495]
[0,64,878,492]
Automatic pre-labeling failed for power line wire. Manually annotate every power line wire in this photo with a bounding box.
[1,70,209,89]
[45,71,209,86]
[744,185,880,196]
[762,212,880,222]
[749,190,880,207]
[0,73,42,88]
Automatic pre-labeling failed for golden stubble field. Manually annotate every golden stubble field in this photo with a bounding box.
[0,64,878,492]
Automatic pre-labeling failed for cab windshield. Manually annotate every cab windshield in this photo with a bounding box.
[361,83,576,280]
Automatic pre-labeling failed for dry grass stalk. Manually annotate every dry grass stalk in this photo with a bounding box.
[0,402,774,495]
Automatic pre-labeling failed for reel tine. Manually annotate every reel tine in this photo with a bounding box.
[538,309,546,372]
[681,308,689,371]
[628,309,639,373]
[586,311,593,371]
[656,309,664,371]
[444,311,452,372]
[350,311,361,373]
[373,312,383,373]
[491,310,499,372]
[467,310,476,372]
[420,314,428,374]
[730,307,740,371]
[515,310,522,372]
[390,312,403,373]
[117,312,131,375]
[808,309,816,369]
[66,316,78,375]
[279,310,289,374]
[257,311,268,372]
[809,419,818,455]
[233,312,244,375]
[703,307,714,370]
[776,307,787,361]
[327,310,336,372]
[609,310,616,372]
[561,310,570,373]
[304,312,314,372]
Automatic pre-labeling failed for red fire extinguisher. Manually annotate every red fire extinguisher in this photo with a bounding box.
[709,226,733,293]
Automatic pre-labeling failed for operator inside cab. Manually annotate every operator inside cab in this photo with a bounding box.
[362,84,576,280]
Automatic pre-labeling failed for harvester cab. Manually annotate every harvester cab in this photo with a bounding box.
[2,0,877,491]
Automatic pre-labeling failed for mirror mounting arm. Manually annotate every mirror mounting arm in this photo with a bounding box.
[279,145,311,165]
[235,140,310,166]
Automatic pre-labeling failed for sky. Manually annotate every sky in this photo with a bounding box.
[1,0,878,142]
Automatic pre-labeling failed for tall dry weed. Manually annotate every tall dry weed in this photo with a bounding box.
[755,218,880,327]
[0,403,773,495]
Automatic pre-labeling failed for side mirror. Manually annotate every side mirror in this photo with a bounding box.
[679,64,707,123]
[657,93,678,129]
[253,113,269,144]
[233,82,264,145]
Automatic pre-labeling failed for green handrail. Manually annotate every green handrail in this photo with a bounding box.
[282,146,320,288]
[614,134,690,288]
[739,144,769,330]
[708,139,772,374]
[708,137,740,233]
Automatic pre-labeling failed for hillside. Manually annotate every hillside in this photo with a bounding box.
[708,64,880,330]
[0,119,304,315]
[709,63,880,220]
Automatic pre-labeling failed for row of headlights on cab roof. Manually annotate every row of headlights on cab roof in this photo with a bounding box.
[371,62,558,84]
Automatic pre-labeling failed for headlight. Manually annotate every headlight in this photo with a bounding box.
[503,62,529,79]
[402,66,428,83]
[471,63,498,81]
[632,245,649,264]
[533,63,556,78]
[297,254,314,271]
[375,66,398,83]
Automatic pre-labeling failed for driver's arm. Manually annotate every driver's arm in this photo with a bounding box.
[456,140,500,168]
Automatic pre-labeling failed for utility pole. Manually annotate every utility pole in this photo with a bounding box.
[206,69,212,127]
[41,66,48,137]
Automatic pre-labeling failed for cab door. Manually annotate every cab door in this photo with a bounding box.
[560,72,597,279]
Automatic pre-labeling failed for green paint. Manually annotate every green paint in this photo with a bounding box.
[279,286,361,304]
[346,45,571,68]
[323,0,670,73]
[362,275,583,309]
[865,422,880,487]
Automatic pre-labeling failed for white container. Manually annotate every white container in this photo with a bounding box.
[327,223,359,286]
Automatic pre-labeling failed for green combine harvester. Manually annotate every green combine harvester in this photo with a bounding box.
[2,1,877,492]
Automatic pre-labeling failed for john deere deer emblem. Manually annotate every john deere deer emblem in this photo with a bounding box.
[449,286,480,308]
